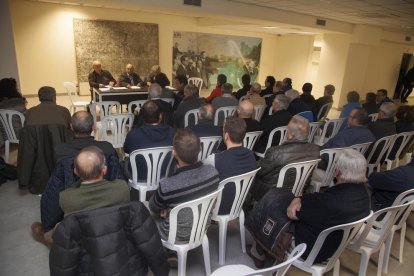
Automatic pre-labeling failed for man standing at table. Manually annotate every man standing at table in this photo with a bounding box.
[88,60,116,102]
[119,64,144,88]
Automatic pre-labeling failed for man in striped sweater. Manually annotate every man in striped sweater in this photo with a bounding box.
[149,128,220,242]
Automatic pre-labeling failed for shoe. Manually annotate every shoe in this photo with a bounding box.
[167,252,178,269]
[247,244,266,268]
[31,222,44,237]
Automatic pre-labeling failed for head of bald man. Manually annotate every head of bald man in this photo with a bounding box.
[74,146,107,182]
[126,64,134,74]
[92,60,102,74]
[237,100,254,119]
[70,111,94,137]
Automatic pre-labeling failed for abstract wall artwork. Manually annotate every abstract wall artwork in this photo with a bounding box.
[173,31,262,89]
[73,19,158,82]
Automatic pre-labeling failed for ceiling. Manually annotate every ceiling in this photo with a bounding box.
[229,0,414,34]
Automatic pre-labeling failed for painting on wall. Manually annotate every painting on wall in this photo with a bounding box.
[172,31,262,89]
[73,19,158,83]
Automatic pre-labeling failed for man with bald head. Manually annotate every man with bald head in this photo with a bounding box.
[188,103,222,137]
[59,146,129,216]
[237,99,261,132]
[119,64,144,88]
[88,60,116,102]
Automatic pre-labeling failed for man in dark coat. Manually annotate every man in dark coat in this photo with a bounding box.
[401,65,414,103]
[118,64,144,88]
[368,102,397,140]
[88,60,116,102]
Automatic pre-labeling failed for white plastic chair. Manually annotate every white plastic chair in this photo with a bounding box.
[310,148,344,192]
[368,112,379,122]
[308,121,323,143]
[314,118,346,146]
[98,114,134,148]
[347,203,411,276]
[254,126,288,158]
[384,131,414,170]
[127,100,147,113]
[243,131,263,150]
[366,134,396,175]
[0,109,25,163]
[253,105,266,121]
[293,213,372,276]
[382,189,414,273]
[128,146,173,202]
[188,77,204,91]
[211,168,261,265]
[214,106,237,126]
[276,159,320,196]
[211,243,307,276]
[63,81,89,114]
[316,102,333,122]
[162,188,222,276]
[350,142,373,155]
[199,136,222,161]
[184,108,199,128]
[160,97,174,106]
[89,101,121,137]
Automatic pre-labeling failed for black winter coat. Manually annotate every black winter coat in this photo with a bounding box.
[49,202,169,276]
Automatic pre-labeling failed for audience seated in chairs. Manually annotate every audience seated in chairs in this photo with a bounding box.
[369,156,414,211]
[339,91,361,119]
[313,84,335,120]
[212,83,238,111]
[260,76,275,97]
[31,111,123,247]
[237,100,261,132]
[155,72,175,99]
[251,115,320,202]
[300,82,315,109]
[255,94,292,154]
[205,74,227,103]
[245,82,266,106]
[172,74,188,110]
[124,100,174,179]
[188,103,222,137]
[245,149,370,267]
[48,147,168,276]
[149,128,220,242]
[285,89,313,121]
[234,73,252,100]
[362,92,378,115]
[18,86,72,194]
[174,84,205,128]
[204,117,256,214]
[368,102,397,139]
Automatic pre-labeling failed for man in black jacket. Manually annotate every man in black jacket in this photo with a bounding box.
[118,63,144,88]
[88,60,116,102]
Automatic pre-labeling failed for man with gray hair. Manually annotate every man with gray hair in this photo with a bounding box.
[368,102,397,140]
[245,82,265,106]
[174,84,205,128]
[251,115,320,201]
[212,83,238,110]
[188,103,222,137]
[285,89,313,121]
[25,86,71,127]
[254,94,292,154]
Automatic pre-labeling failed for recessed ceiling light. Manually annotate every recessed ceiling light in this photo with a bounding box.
[263,26,279,29]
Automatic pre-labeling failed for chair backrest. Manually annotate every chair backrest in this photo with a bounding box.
[0,109,25,143]
[245,243,307,276]
[160,98,174,106]
[129,146,173,190]
[199,136,222,161]
[99,114,134,148]
[366,134,395,165]
[350,203,411,253]
[243,131,263,150]
[184,108,199,128]
[253,105,266,121]
[63,81,77,104]
[167,188,222,247]
[350,142,373,155]
[308,121,323,143]
[390,188,414,229]
[214,106,237,126]
[127,100,147,113]
[385,131,414,161]
[319,148,344,187]
[316,102,333,122]
[316,118,346,145]
[297,111,314,122]
[368,112,379,122]
[213,168,261,220]
[276,159,320,196]
[188,77,204,91]
[265,126,288,152]
[303,212,372,271]
[89,101,121,123]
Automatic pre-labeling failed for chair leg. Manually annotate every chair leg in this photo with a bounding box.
[333,259,340,276]
[239,211,246,253]
[218,217,229,265]
[378,244,385,276]
[358,251,370,276]
[139,190,146,202]
[399,223,407,263]
[382,229,395,273]
[202,235,211,276]
[176,248,188,276]
[4,140,9,164]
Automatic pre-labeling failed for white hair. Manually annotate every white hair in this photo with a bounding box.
[148,83,162,98]
[285,89,300,102]
[380,102,397,119]
[287,115,309,141]
[336,149,367,183]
